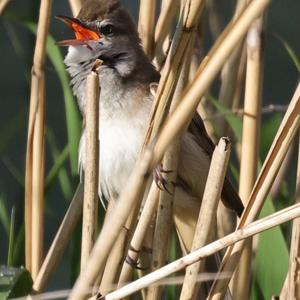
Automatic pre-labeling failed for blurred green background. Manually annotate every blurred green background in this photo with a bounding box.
[0,0,299,298]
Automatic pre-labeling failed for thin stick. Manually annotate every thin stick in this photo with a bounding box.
[231,16,264,300]
[103,203,300,300]
[0,0,12,14]
[208,83,300,299]
[270,141,295,199]
[81,71,100,270]
[117,182,159,287]
[179,138,231,300]
[146,146,179,300]
[24,0,52,278]
[31,77,46,279]
[138,0,157,57]
[32,184,84,293]
[147,40,192,300]
[153,0,180,68]
[206,0,223,40]
[239,17,264,204]
[99,226,128,295]
[68,0,82,16]
[285,134,300,299]
[216,0,247,136]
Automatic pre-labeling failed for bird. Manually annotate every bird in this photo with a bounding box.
[57,0,244,251]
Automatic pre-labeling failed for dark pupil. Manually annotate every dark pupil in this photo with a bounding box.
[101,25,113,35]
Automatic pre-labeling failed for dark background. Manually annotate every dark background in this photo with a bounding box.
[0,0,299,292]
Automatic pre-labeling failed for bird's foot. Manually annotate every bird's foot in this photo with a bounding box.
[153,164,173,194]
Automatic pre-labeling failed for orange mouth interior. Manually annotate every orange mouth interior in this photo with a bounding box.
[56,16,101,46]
[69,21,100,41]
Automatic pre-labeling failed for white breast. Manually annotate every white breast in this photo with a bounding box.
[78,66,153,200]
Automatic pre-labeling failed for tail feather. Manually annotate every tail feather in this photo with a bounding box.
[221,177,244,217]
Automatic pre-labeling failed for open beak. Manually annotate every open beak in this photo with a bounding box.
[56,15,101,46]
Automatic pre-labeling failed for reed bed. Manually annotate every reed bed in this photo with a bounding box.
[1,0,300,300]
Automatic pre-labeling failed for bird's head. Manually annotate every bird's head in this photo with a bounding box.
[58,0,144,77]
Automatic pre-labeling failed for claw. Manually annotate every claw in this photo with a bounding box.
[153,165,173,195]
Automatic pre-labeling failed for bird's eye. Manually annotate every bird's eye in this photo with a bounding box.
[100,24,114,36]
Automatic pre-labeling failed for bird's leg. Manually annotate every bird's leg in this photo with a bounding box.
[153,164,173,194]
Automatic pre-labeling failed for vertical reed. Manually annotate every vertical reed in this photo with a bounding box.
[216,0,247,136]
[179,138,231,300]
[147,39,192,300]
[24,0,52,279]
[285,135,300,299]
[153,0,180,69]
[231,16,264,300]
[138,0,157,57]
[68,0,82,16]
[81,70,100,270]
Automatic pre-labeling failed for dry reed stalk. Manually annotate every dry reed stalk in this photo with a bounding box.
[231,45,247,113]
[153,0,180,69]
[231,17,264,300]
[92,199,118,293]
[0,0,12,14]
[138,0,157,57]
[81,71,100,270]
[206,0,223,40]
[24,0,52,278]
[31,78,46,279]
[180,138,231,300]
[239,17,264,203]
[99,199,142,295]
[117,182,159,287]
[32,184,84,292]
[99,226,128,295]
[68,0,82,16]
[145,0,205,144]
[146,146,179,300]
[147,43,192,300]
[179,137,231,300]
[151,0,272,170]
[284,135,300,300]
[216,0,247,136]
[270,140,294,199]
[208,83,300,299]
[69,148,153,300]
[103,202,300,300]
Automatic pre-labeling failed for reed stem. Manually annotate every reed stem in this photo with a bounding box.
[24,0,52,279]
[32,184,84,292]
[68,0,82,16]
[285,134,300,299]
[179,138,231,300]
[138,0,157,57]
[231,16,264,300]
[81,71,100,270]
